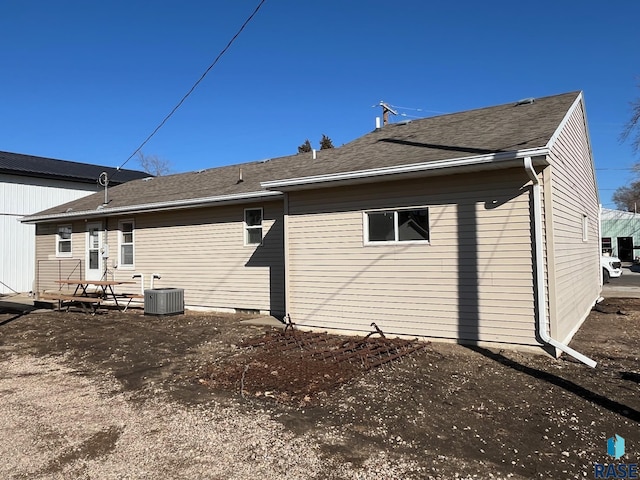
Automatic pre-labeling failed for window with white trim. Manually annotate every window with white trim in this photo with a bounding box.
[244,208,263,245]
[119,220,135,268]
[365,207,430,244]
[56,225,72,257]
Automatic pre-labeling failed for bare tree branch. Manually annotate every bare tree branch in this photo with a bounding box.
[136,151,172,176]
[612,180,640,211]
[620,81,640,153]
[612,84,640,210]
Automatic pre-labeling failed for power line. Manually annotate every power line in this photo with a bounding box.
[115,0,267,175]
[398,112,422,119]
[388,104,423,111]
[387,103,448,115]
[371,102,449,119]
[596,168,635,171]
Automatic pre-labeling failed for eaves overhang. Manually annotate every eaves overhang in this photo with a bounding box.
[261,148,551,191]
[21,190,283,224]
[0,168,96,184]
[0,168,141,185]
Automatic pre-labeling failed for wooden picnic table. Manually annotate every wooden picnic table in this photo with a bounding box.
[51,279,137,311]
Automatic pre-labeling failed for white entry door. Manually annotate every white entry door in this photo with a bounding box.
[86,222,103,281]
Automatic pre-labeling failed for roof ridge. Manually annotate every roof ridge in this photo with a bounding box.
[22,90,581,221]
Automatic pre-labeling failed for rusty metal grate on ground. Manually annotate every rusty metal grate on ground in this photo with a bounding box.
[240,328,429,370]
[200,325,430,405]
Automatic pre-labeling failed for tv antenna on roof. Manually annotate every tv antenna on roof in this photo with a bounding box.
[98,172,109,205]
[379,101,398,126]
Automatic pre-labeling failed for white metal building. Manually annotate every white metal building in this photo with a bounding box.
[600,207,640,261]
[0,151,148,294]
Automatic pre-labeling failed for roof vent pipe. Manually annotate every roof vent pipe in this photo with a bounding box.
[312,149,317,160]
[375,117,381,129]
[150,273,161,289]
[98,172,109,205]
[523,156,596,368]
[132,273,144,296]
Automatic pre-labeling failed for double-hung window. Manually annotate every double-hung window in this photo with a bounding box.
[56,225,72,257]
[365,207,430,244]
[244,208,263,245]
[119,220,135,268]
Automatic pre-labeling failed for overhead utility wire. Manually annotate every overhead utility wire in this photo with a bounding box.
[595,168,635,171]
[398,113,422,119]
[370,103,448,117]
[114,0,267,177]
[387,103,448,115]
[387,104,425,111]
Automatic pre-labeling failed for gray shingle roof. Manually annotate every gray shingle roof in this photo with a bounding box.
[26,91,580,221]
[0,151,149,184]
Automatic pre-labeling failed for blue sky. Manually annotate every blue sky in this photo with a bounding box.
[1,0,639,208]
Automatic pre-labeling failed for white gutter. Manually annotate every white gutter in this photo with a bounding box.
[523,156,597,368]
[22,190,283,223]
[262,147,550,190]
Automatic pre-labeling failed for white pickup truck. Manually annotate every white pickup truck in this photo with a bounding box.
[601,255,622,283]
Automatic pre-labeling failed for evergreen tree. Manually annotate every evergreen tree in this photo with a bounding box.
[297,139,312,153]
[319,134,334,150]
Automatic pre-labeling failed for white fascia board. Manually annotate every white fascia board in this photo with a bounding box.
[546,91,599,203]
[546,91,583,149]
[261,147,550,190]
[21,190,282,224]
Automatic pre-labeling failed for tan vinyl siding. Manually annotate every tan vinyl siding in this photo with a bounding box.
[33,201,285,315]
[107,201,284,314]
[546,99,600,342]
[287,169,540,346]
[34,222,85,294]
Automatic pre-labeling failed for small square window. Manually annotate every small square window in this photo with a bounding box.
[56,225,72,256]
[398,209,430,241]
[368,212,395,241]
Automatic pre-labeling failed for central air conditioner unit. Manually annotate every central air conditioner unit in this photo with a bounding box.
[144,288,184,316]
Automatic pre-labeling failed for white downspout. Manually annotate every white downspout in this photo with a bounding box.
[598,204,603,286]
[524,157,597,368]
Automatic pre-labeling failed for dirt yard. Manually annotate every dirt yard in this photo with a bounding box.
[0,298,638,479]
